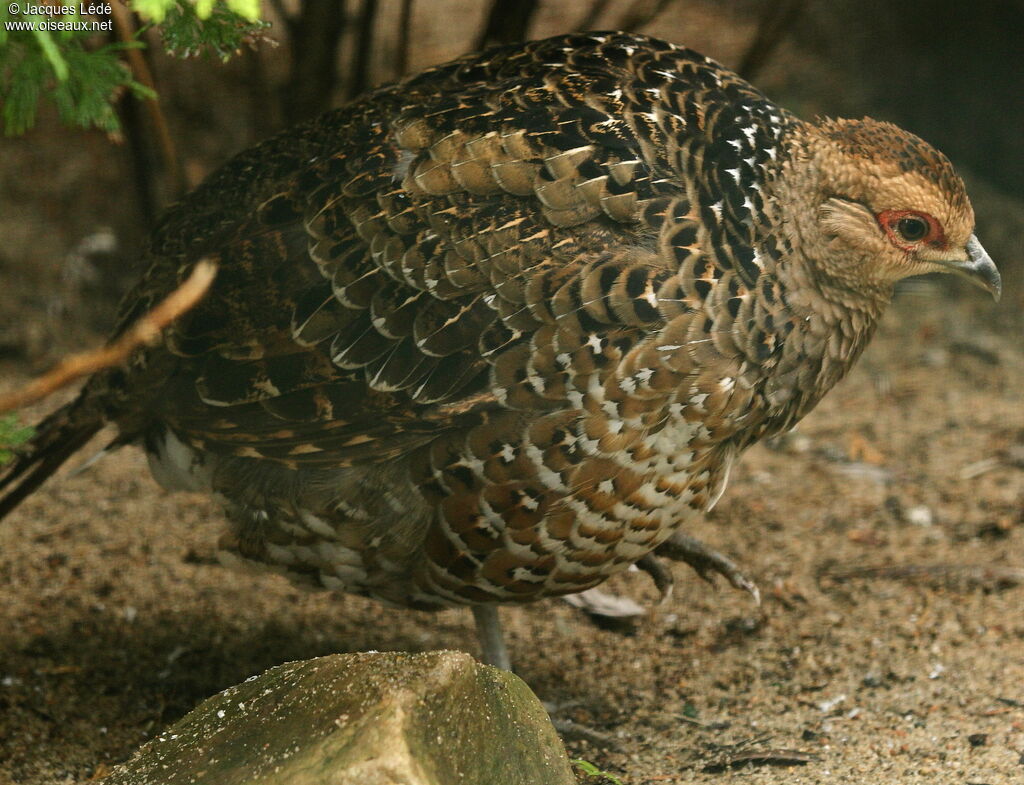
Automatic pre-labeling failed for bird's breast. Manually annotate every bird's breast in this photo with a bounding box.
[409,356,741,606]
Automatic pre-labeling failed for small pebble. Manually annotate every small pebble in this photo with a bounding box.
[817,694,846,713]
[907,506,933,527]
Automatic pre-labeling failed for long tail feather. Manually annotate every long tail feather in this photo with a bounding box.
[0,399,105,520]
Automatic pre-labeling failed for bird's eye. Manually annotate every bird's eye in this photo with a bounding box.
[876,209,945,250]
[896,216,929,243]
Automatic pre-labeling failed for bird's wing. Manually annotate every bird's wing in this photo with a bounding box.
[100,33,788,467]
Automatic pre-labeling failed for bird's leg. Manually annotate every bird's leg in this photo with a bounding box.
[648,532,761,605]
[469,605,622,745]
[635,552,675,603]
[469,605,618,744]
[472,604,512,671]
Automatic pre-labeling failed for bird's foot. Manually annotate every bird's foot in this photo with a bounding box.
[645,532,761,605]
[635,552,675,604]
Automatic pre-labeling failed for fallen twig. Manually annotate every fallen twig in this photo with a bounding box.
[347,0,380,100]
[615,0,675,32]
[702,748,816,773]
[575,0,612,31]
[395,0,414,78]
[959,457,1003,479]
[738,0,807,81]
[110,1,187,199]
[476,0,539,49]
[0,261,217,414]
[820,563,1024,592]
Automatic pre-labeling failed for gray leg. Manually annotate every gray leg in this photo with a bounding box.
[636,552,675,603]
[654,532,761,605]
[472,605,512,671]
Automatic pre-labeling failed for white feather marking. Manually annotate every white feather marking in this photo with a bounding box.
[300,512,337,539]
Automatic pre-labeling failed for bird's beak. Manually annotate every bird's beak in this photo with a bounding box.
[936,235,1002,301]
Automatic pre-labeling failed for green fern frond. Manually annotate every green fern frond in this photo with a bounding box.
[0,415,34,466]
[0,0,267,135]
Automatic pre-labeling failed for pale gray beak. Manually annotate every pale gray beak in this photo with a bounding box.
[940,235,1002,301]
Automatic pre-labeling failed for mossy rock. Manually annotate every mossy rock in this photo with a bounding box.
[103,650,574,785]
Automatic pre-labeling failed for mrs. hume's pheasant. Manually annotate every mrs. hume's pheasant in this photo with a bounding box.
[0,32,1000,669]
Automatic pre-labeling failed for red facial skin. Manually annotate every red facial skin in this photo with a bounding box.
[876,209,947,252]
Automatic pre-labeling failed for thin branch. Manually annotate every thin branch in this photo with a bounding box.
[738,0,807,81]
[114,72,158,227]
[575,0,612,31]
[702,748,816,773]
[347,0,380,100]
[109,1,186,199]
[0,262,217,415]
[395,0,414,78]
[615,0,676,32]
[268,0,292,28]
[821,563,1024,592]
[281,0,348,120]
[246,43,279,138]
[476,0,539,49]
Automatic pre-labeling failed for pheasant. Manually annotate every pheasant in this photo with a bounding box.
[0,32,1000,670]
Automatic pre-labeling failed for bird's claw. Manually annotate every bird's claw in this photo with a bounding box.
[649,532,761,606]
[636,552,675,604]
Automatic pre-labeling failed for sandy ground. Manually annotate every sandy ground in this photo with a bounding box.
[2,4,1023,783]
[2,252,1022,785]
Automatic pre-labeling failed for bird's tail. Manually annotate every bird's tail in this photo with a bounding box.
[0,395,106,521]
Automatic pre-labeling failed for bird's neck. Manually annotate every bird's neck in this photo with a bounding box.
[754,139,893,422]
[764,249,889,427]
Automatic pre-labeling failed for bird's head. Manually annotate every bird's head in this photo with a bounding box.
[782,117,1001,302]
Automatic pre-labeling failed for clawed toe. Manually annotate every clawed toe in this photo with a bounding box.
[651,533,761,605]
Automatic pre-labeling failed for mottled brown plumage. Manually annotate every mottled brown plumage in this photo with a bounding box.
[0,33,1000,665]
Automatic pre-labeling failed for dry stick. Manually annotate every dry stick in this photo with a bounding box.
[616,0,676,32]
[347,0,380,100]
[0,262,217,415]
[395,0,414,78]
[245,45,278,139]
[476,0,539,49]
[822,563,1024,590]
[702,749,816,773]
[284,0,348,120]
[738,0,807,81]
[268,0,291,27]
[109,1,186,198]
[575,0,612,31]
